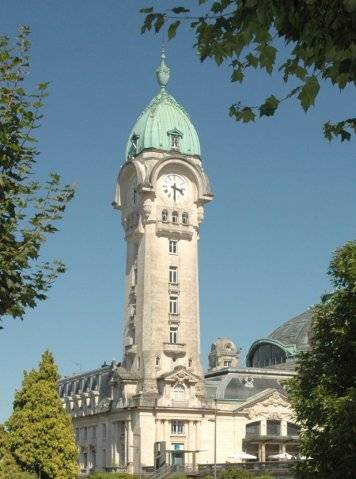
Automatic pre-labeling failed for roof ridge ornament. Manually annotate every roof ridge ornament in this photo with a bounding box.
[156,48,170,90]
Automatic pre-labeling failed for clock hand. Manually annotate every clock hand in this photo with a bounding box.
[175,187,184,195]
[171,183,177,201]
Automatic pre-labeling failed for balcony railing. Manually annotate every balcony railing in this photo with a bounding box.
[172,400,189,408]
[244,433,299,442]
[124,343,138,355]
[163,342,186,357]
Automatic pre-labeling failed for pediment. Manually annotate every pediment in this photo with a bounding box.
[159,366,200,384]
[167,128,183,138]
[234,388,294,420]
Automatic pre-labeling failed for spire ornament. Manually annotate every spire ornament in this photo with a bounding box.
[156,49,170,90]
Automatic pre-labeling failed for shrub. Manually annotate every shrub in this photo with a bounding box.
[218,469,275,479]
[219,468,253,479]
[89,473,136,479]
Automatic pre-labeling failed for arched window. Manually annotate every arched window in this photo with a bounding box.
[251,343,286,368]
[182,212,189,225]
[172,211,178,224]
[156,356,160,367]
[162,209,168,222]
[174,384,185,402]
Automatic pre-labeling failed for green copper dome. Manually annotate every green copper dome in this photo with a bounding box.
[125,51,201,159]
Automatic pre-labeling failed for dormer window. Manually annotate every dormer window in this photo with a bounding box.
[162,209,168,222]
[130,133,140,156]
[167,129,183,151]
[171,135,179,149]
[182,212,188,225]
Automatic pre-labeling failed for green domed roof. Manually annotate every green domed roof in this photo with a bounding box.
[125,51,201,159]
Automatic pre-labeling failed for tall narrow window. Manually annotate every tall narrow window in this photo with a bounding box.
[162,209,168,222]
[169,240,177,254]
[102,423,107,441]
[170,326,178,344]
[168,129,183,151]
[156,356,161,367]
[169,296,178,314]
[169,266,178,284]
[171,420,185,434]
[133,264,138,286]
[172,211,178,224]
[174,384,185,401]
[182,212,189,225]
[171,135,180,149]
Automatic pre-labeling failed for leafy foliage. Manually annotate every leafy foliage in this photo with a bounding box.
[0,27,75,326]
[89,474,137,479]
[288,241,356,479]
[218,468,274,479]
[6,351,78,479]
[141,1,356,141]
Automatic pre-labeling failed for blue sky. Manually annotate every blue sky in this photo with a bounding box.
[1,0,355,422]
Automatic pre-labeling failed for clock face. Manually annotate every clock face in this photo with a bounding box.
[160,174,187,203]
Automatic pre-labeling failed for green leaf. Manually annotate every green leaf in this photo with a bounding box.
[168,21,181,40]
[259,95,279,117]
[257,44,276,74]
[171,7,190,14]
[246,53,258,68]
[140,7,154,13]
[231,68,244,83]
[154,14,165,33]
[298,76,320,112]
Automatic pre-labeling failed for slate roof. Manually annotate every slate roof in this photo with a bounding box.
[268,309,313,351]
[204,369,293,402]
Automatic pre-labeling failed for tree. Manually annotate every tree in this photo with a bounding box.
[6,351,78,479]
[0,26,75,327]
[0,429,36,479]
[141,1,356,141]
[288,241,356,479]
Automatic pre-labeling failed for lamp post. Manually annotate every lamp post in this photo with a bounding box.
[209,397,218,479]
[214,397,217,479]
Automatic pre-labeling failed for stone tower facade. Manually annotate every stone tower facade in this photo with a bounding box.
[59,53,301,475]
[208,337,239,371]
[112,52,213,407]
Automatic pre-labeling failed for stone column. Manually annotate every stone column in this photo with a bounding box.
[127,420,133,468]
[112,421,119,467]
[260,443,266,462]
[195,421,201,465]
[187,421,193,465]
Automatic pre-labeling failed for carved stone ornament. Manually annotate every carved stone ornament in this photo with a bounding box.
[95,397,112,413]
[238,390,294,420]
[197,206,204,224]
[142,202,152,222]
[161,366,199,385]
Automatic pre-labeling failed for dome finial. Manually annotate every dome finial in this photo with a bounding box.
[156,48,170,90]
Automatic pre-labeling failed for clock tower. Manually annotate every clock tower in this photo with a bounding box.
[113,52,213,407]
